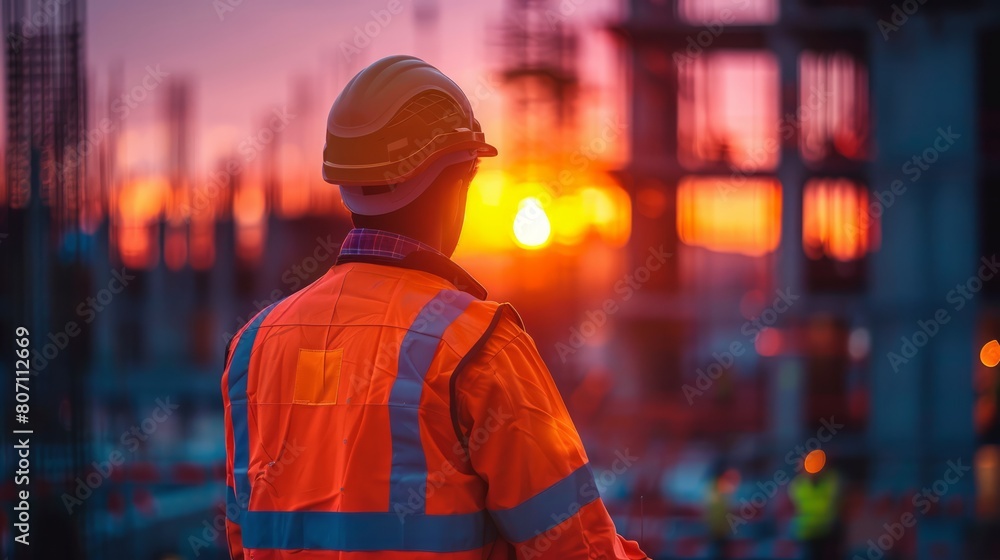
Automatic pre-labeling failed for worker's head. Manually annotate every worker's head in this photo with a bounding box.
[803,449,826,479]
[322,55,497,256]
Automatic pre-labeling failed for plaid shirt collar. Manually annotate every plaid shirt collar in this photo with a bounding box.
[336,228,488,299]
[339,228,446,260]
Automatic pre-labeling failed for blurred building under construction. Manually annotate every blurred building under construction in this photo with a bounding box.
[2,0,90,557]
[606,0,1000,557]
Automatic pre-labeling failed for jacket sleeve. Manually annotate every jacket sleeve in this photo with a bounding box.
[222,334,245,559]
[223,393,245,560]
[453,314,648,560]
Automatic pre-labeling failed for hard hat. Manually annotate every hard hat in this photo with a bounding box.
[323,55,498,215]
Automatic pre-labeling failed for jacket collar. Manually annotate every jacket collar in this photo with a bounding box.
[335,229,488,300]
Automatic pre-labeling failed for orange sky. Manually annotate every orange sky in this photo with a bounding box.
[84,0,626,176]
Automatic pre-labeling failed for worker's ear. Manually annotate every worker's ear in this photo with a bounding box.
[465,158,480,188]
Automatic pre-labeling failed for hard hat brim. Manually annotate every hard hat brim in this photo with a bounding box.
[338,149,479,216]
[324,129,497,187]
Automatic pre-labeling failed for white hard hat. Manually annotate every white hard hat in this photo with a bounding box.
[338,150,477,215]
[323,55,497,216]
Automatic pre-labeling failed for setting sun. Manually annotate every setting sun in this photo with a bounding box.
[512,197,551,249]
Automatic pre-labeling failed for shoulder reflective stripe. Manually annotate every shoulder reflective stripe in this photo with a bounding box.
[240,510,497,552]
[489,463,599,543]
[388,289,474,513]
[226,301,283,524]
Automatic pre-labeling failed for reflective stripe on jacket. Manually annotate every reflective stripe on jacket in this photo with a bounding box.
[222,259,646,559]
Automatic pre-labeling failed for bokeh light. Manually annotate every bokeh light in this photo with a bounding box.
[848,328,872,361]
[755,328,782,357]
[981,340,1000,367]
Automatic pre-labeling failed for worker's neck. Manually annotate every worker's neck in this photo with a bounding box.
[371,224,448,256]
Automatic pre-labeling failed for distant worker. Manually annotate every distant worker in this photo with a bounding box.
[221,55,648,559]
[704,465,738,559]
[788,450,842,560]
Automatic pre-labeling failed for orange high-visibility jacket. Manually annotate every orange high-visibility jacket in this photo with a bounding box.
[222,251,647,559]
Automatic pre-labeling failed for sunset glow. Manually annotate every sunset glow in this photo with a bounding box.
[802,178,879,261]
[513,197,552,249]
[677,177,782,256]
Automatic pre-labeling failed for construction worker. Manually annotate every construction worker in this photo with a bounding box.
[788,451,841,560]
[222,55,648,559]
[704,464,738,559]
